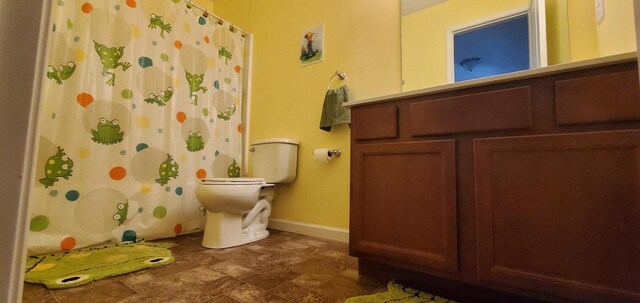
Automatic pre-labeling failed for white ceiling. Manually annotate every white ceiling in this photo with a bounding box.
[401,0,448,16]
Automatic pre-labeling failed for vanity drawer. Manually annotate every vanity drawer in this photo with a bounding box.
[409,86,532,136]
[353,105,399,141]
[555,70,640,125]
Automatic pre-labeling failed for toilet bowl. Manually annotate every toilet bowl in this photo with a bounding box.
[196,178,275,248]
[195,138,299,249]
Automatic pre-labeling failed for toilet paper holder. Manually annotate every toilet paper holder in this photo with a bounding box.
[328,149,341,157]
[313,149,341,158]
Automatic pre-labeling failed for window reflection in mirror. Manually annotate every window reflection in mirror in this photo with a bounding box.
[401,0,637,91]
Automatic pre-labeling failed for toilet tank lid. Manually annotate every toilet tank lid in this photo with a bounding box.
[201,178,265,185]
[251,138,299,146]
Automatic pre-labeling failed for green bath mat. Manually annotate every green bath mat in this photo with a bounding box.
[25,241,174,289]
[346,281,458,303]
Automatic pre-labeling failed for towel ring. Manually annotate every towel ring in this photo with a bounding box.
[328,71,348,89]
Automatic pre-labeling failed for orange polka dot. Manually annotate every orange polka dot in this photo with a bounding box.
[234,65,241,73]
[76,92,94,108]
[109,167,127,180]
[81,3,93,13]
[176,112,186,123]
[174,40,183,49]
[196,169,207,179]
[125,0,137,8]
[204,36,210,44]
[174,224,182,234]
[60,237,76,251]
[237,123,243,133]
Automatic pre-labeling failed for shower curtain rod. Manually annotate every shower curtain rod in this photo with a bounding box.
[183,0,250,37]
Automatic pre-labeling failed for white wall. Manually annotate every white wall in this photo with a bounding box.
[0,0,50,302]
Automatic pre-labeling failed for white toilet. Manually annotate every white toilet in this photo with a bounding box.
[195,138,299,249]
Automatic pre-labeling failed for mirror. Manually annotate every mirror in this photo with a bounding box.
[401,0,637,91]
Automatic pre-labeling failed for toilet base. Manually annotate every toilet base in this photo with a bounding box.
[201,212,269,249]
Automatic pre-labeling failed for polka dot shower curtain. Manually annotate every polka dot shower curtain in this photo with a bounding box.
[27,0,245,254]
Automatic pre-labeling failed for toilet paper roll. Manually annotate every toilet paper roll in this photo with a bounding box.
[313,148,331,163]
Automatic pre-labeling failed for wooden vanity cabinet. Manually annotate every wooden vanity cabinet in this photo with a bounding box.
[349,60,640,303]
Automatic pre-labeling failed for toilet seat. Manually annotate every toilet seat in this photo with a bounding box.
[200,178,265,185]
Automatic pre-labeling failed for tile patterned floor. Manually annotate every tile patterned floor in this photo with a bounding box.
[22,230,385,303]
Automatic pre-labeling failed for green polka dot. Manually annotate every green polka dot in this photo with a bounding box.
[202,108,209,116]
[49,190,58,197]
[153,206,167,218]
[30,215,50,232]
[160,53,169,62]
[121,89,133,99]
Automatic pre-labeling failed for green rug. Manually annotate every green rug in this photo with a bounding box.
[346,281,458,303]
[25,241,174,289]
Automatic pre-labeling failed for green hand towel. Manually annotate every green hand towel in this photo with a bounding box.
[319,85,351,132]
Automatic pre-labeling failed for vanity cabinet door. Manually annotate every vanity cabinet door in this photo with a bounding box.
[350,140,458,273]
[474,130,640,303]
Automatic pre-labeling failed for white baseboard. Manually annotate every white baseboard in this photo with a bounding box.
[268,219,349,243]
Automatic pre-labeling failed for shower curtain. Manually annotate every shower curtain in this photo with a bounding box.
[28,0,245,254]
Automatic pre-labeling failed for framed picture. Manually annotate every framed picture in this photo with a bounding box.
[300,24,324,66]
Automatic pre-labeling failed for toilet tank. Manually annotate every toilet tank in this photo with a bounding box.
[250,138,299,183]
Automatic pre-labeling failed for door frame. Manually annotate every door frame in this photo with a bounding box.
[445,1,547,83]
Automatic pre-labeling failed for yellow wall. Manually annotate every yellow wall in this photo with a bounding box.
[596,0,636,57]
[401,0,529,91]
[564,0,599,61]
[546,0,571,65]
[199,0,401,229]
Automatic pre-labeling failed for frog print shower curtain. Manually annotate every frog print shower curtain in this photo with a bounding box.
[28,0,245,254]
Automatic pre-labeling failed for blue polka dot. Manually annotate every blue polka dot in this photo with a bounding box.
[120,150,127,156]
[152,41,158,46]
[65,190,79,201]
[158,128,163,134]
[122,230,136,242]
[175,187,183,195]
[196,41,200,45]
[202,156,206,161]
[138,57,153,68]
[210,118,214,123]
[138,207,143,213]
[114,4,120,10]
[225,138,229,142]
[132,103,137,109]
[213,80,219,89]
[198,16,207,25]
[136,143,149,152]
[49,190,58,197]
[170,66,175,71]
[165,187,171,192]
[73,36,80,42]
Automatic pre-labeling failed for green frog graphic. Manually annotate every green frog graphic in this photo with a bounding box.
[112,200,129,226]
[148,13,172,38]
[93,40,132,86]
[186,131,205,152]
[46,61,76,85]
[24,242,174,289]
[144,86,173,107]
[227,159,241,177]
[218,46,232,64]
[155,154,179,186]
[91,118,124,145]
[217,105,236,121]
[185,70,207,105]
[39,146,74,188]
